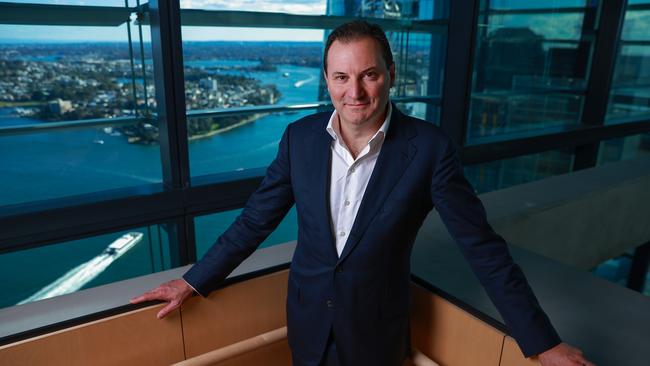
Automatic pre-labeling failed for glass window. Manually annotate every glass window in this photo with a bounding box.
[0,222,175,309]
[188,110,315,176]
[0,23,151,121]
[464,149,574,194]
[326,0,448,20]
[395,101,436,121]
[194,207,298,259]
[0,3,163,208]
[592,251,649,297]
[3,0,129,7]
[0,122,163,206]
[597,133,650,165]
[181,28,324,179]
[467,1,596,141]
[606,3,650,123]
[181,20,444,179]
[180,0,327,15]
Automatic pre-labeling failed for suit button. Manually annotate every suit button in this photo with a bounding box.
[336,266,343,273]
[326,300,333,307]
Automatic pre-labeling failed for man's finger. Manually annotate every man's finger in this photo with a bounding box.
[130,291,159,304]
[156,301,179,319]
[130,285,172,304]
[129,294,150,304]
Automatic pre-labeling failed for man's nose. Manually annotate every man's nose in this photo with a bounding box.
[348,79,365,99]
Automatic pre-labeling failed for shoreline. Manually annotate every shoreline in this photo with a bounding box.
[187,113,265,141]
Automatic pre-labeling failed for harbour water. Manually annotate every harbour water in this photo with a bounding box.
[0,62,321,308]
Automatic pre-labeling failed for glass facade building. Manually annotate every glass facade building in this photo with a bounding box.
[0,0,648,311]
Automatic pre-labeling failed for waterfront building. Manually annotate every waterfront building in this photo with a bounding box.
[199,77,218,92]
[46,98,73,115]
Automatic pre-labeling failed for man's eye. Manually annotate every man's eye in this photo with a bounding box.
[334,75,347,81]
[365,72,378,79]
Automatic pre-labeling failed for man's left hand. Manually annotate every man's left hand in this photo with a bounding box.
[537,342,595,366]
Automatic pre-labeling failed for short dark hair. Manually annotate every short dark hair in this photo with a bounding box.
[323,20,394,73]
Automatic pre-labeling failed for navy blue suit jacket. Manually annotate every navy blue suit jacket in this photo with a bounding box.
[184,106,561,365]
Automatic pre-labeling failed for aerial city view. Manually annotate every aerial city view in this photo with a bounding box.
[0,41,324,143]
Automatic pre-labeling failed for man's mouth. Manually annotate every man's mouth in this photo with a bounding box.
[345,102,369,107]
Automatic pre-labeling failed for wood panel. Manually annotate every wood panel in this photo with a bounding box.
[211,339,291,366]
[410,283,505,366]
[499,336,540,366]
[182,270,289,358]
[0,305,184,366]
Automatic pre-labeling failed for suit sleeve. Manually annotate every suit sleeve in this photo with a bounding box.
[183,124,295,296]
[430,136,561,357]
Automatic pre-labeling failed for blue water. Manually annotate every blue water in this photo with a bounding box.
[10,55,61,62]
[0,61,323,308]
[0,63,322,205]
[185,59,261,68]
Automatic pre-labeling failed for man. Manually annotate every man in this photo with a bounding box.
[132,21,594,366]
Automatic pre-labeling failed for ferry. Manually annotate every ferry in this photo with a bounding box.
[104,232,143,257]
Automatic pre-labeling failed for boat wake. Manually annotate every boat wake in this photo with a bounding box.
[294,75,316,88]
[17,232,143,305]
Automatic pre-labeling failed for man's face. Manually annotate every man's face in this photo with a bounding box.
[324,37,395,130]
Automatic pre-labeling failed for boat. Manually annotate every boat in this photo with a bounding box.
[104,232,143,257]
[93,139,105,145]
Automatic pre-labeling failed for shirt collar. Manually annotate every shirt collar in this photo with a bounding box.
[326,103,392,148]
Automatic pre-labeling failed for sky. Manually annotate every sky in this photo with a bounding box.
[0,0,327,42]
[1,0,649,43]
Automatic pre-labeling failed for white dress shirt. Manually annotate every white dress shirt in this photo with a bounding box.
[326,104,392,257]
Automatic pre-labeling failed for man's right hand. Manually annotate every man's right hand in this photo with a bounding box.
[130,279,195,319]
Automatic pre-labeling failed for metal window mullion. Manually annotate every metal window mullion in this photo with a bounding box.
[136,0,150,112]
[425,0,449,123]
[148,0,192,265]
[125,0,139,117]
[149,0,190,190]
[574,0,628,171]
[439,0,481,146]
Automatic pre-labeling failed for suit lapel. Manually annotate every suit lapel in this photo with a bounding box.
[337,108,417,264]
[307,118,338,260]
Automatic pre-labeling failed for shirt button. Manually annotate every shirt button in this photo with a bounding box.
[344,200,350,206]
[349,167,355,173]
[326,300,333,307]
[339,231,346,237]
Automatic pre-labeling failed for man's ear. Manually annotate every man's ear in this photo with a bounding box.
[389,63,396,88]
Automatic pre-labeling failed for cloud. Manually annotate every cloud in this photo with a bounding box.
[180,0,326,15]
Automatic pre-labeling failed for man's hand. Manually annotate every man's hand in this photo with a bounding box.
[537,343,595,366]
[130,279,195,319]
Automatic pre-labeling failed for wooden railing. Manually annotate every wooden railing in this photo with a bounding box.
[0,269,537,366]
